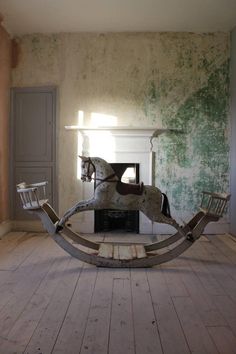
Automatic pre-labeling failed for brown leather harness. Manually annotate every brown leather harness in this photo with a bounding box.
[82,158,117,188]
[82,158,144,195]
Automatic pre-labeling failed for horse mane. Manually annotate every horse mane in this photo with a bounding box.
[91,157,116,175]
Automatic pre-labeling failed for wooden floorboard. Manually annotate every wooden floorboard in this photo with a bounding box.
[79,268,114,354]
[0,232,236,353]
[52,263,98,354]
[146,268,190,354]
[131,269,163,354]
[108,270,135,354]
[24,257,83,354]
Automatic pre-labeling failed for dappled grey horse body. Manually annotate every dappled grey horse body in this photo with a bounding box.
[58,156,184,235]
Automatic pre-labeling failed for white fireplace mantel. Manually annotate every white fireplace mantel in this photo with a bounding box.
[65,125,181,139]
[64,125,182,234]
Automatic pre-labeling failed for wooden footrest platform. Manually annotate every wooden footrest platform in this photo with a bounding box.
[98,243,146,260]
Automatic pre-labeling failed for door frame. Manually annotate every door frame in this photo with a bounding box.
[10,86,58,221]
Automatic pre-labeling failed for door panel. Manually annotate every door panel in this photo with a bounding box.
[15,92,53,162]
[11,87,57,220]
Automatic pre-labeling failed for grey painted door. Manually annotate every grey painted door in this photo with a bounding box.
[11,87,57,220]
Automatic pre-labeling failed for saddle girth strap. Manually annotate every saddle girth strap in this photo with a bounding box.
[94,173,117,188]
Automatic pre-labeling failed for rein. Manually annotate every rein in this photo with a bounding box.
[92,173,117,188]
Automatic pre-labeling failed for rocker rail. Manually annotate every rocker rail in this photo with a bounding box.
[30,204,221,268]
[16,182,230,268]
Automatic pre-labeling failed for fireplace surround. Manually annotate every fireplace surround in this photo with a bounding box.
[63,125,229,235]
[95,163,140,233]
[65,126,158,234]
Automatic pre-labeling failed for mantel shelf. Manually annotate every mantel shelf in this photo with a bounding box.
[64,125,182,137]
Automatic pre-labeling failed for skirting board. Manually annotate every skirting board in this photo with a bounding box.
[153,221,229,235]
[12,220,44,233]
[0,220,12,237]
[227,233,236,240]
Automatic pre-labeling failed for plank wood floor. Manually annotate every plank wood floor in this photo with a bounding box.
[0,232,236,354]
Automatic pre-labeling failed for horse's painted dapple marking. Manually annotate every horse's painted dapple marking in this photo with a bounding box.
[58,156,185,236]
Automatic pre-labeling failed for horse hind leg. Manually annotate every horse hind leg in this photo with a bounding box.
[161,214,191,238]
[149,212,187,238]
[157,193,189,238]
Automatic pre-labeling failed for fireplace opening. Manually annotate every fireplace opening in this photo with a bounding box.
[94,163,140,233]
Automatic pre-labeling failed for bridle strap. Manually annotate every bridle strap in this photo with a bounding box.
[83,158,117,188]
[81,158,96,179]
[87,158,96,176]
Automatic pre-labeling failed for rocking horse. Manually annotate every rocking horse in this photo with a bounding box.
[57,156,184,236]
[16,156,230,268]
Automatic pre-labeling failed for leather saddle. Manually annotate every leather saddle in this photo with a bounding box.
[116,181,144,196]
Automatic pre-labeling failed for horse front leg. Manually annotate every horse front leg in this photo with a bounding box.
[56,198,96,231]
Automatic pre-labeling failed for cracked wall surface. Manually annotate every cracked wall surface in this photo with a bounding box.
[12,32,230,221]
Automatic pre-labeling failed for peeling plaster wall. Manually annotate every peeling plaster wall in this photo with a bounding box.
[0,24,11,223]
[12,32,230,223]
[230,28,236,236]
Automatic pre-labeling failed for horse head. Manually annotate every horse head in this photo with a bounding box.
[79,156,95,182]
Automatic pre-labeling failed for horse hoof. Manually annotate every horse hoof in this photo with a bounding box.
[55,222,63,233]
[186,232,194,242]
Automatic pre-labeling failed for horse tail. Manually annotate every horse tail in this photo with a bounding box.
[161,193,171,218]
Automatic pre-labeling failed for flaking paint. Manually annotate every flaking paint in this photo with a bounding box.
[11,32,230,221]
[155,60,230,217]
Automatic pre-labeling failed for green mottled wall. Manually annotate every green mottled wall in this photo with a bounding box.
[230,27,236,235]
[155,60,230,219]
[12,32,230,220]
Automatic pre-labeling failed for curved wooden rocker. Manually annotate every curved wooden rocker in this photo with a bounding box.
[16,160,230,267]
